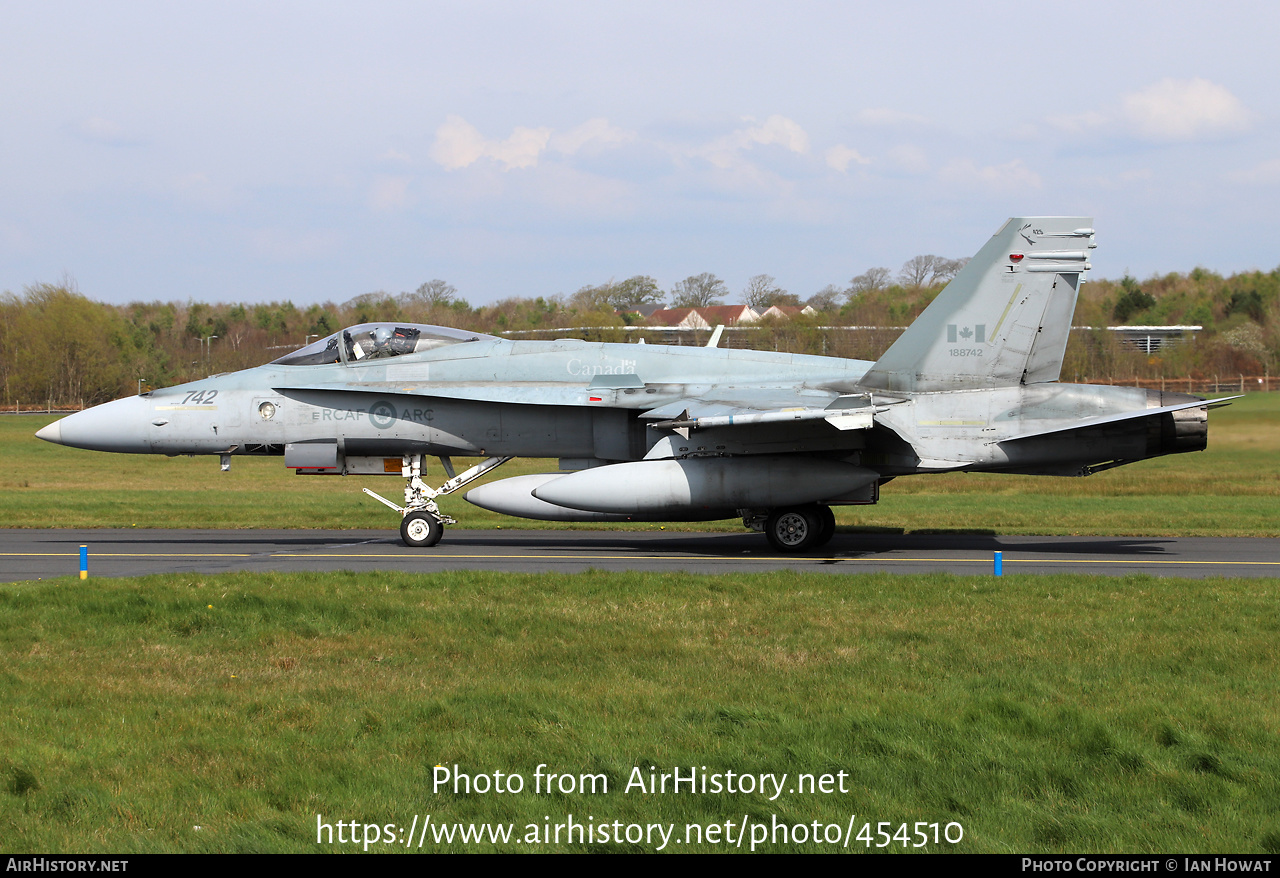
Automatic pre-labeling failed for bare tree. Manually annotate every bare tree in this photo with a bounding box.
[806,285,843,312]
[571,275,665,313]
[669,273,728,308]
[569,282,615,312]
[898,256,968,288]
[743,274,781,309]
[407,279,458,308]
[847,267,891,300]
[742,274,801,309]
[614,275,664,309]
[929,257,968,285]
[898,255,944,289]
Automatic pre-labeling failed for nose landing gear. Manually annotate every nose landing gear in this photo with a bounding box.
[364,454,512,547]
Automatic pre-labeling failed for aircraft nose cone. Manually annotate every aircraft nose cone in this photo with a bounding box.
[35,420,63,444]
[40,397,153,452]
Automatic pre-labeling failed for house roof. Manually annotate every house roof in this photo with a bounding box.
[647,304,760,327]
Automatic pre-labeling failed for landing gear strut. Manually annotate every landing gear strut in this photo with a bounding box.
[364,454,512,547]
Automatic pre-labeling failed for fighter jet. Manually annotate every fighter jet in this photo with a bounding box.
[36,217,1232,551]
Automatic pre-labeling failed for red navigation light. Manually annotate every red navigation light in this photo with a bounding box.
[1010,253,1024,262]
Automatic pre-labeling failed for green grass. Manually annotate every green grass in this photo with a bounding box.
[2,570,1279,853]
[4,392,1278,535]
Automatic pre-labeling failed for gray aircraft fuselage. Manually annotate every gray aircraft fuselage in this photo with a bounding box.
[36,217,1229,551]
[37,340,1205,474]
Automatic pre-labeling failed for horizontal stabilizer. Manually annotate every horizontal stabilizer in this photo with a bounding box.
[997,397,1238,443]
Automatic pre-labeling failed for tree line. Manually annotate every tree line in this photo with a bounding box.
[568,254,971,313]
[2,261,1277,408]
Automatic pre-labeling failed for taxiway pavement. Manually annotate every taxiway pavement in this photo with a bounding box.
[2,529,1277,582]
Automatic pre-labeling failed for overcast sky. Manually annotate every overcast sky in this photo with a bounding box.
[2,1,1278,306]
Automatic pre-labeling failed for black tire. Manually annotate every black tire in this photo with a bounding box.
[813,505,836,548]
[400,511,443,548]
[765,506,821,553]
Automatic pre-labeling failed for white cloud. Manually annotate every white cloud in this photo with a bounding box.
[696,115,810,169]
[825,145,871,172]
[743,115,809,153]
[430,115,551,171]
[1121,78,1251,141]
[430,116,631,171]
[1046,79,1251,144]
[428,114,808,181]
[429,116,486,170]
[549,117,634,156]
[938,158,1041,191]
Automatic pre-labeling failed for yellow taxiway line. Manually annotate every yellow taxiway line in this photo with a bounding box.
[3,552,1277,567]
[9,550,1263,568]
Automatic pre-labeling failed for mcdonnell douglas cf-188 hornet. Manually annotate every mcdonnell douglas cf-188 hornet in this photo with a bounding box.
[37,218,1233,551]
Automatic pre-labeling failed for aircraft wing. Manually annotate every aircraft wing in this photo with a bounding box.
[272,377,898,434]
[270,380,879,415]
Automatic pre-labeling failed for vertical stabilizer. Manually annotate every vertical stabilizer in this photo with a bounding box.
[859,217,1094,392]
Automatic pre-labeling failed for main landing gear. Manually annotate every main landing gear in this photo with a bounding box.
[750,504,837,553]
[364,454,512,548]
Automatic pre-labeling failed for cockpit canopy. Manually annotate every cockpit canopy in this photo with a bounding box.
[271,323,497,367]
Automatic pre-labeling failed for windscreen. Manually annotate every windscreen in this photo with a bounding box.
[271,323,495,366]
[271,333,342,366]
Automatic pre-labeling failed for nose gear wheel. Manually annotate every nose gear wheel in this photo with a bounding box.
[400,511,443,547]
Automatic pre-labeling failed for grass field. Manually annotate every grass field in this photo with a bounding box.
[2,395,1277,854]
[2,570,1279,853]
[3,391,1278,536]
